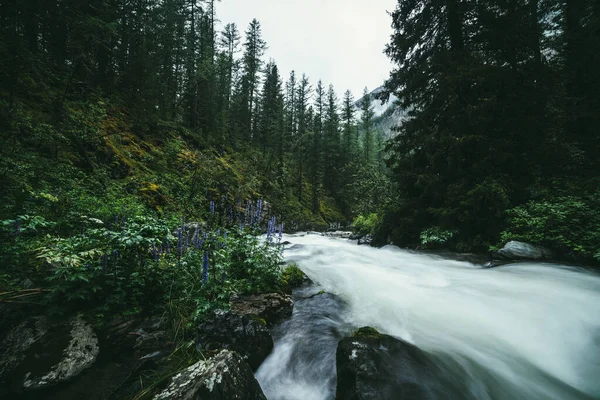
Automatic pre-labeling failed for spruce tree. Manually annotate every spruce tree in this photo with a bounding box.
[360,87,375,165]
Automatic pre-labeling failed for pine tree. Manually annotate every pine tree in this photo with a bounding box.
[294,74,312,201]
[342,90,357,164]
[360,87,375,164]
[236,19,267,143]
[323,84,341,197]
[310,80,325,213]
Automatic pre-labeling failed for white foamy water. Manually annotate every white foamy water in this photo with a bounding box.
[257,233,600,400]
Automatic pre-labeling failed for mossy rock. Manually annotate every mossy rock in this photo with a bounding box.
[352,326,381,339]
[248,315,267,327]
[281,264,308,291]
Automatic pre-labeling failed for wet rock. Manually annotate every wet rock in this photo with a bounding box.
[282,264,312,291]
[231,293,293,327]
[358,235,373,246]
[197,310,273,370]
[336,327,444,400]
[0,314,99,392]
[324,231,353,239]
[423,251,490,265]
[134,331,169,353]
[105,316,173,361]
[153,350,266,400]
[349,233,364,240]
[0,315,49,381]
[496,241,553,261]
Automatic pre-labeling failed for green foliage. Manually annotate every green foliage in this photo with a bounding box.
[499,196,600,260]
[213,229,283,295]
[352,213,381,235]
[420,227,457,249]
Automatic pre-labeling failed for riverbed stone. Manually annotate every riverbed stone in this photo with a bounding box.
[336,327,443,400]
[349,233,364,240]
[0,314,99,392]
[324,231,353,239]
[358,235,373,246]
[496,241,553,260]
[230,292,294,327]
[197,310,273,370]
[153,350,266,400]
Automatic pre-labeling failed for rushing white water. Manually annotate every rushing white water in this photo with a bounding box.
[257,233,600,400]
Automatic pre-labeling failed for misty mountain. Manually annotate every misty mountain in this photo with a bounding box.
[355,86,408,139]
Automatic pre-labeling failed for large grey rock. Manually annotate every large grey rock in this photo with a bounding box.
[0,314,99,391]
[197,310,273,370]
[496,241,553,260]
[153,350,266,400]
[324,231,353,239]
[358,235,373,246]
[336,327,464,400]
[0,315,49,380]
[230,292,293,327]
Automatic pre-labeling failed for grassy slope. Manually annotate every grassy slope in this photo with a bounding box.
[1,95,344,229]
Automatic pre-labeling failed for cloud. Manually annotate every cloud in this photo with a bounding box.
[216,0,397,97]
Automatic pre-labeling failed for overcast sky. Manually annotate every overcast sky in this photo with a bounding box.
[216,0,397,98]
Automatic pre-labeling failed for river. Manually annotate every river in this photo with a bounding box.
[256,233,600,400]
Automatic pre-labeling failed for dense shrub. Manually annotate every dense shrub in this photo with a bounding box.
[498,195,600,261]
[0,202,286,328]
[419,227,457,249]
[352,213,381,235]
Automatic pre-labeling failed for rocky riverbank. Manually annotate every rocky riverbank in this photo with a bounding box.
[0,289,301,399]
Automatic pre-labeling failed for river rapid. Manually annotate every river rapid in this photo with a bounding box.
[256,233,600,400]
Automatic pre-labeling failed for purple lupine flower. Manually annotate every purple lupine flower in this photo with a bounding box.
[113,250,119,264]
[150,244,158,260]
[255,200,263,223]
[246,200,252,225]
[267,216,277,243]
[193,225,200,246]
[210,201,215,214]
[202,252,209,284]
[102,254,108,272]
[177,228,183,257]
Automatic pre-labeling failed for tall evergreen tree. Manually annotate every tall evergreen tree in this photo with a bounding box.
[342,90,357,164]
[360,87,375,164]
[323,84,341,197]
[294,74,312,202]
[236,19,267,143]
[310,80,325,213]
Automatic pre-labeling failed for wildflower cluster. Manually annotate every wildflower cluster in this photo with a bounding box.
[2,200,286,320]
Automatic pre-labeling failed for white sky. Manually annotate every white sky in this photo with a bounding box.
[216,0,397,98]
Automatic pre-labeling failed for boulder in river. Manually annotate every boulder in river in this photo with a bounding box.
[153,350,267,400]
[0,314,99,392]
[336,327,447,400]
[325,231,353,239]
[358,235,373,246]
[197,310,273,370]
[496,241,553,261]
[230,292,294,327]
